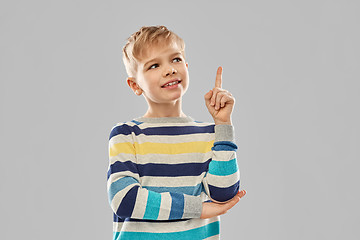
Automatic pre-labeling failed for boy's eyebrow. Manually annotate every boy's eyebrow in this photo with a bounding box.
[143,52,182,68]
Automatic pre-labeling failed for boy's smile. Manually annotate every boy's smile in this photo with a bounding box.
[131,40,189,106]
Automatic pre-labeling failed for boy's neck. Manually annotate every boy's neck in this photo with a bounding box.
[143,99,186,118]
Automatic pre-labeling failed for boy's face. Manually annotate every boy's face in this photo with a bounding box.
[131,40,189,105]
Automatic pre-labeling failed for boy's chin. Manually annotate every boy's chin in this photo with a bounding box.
[159,94,184,103]
[168,91,187,101]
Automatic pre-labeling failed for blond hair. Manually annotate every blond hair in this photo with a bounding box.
[122,25,185,79]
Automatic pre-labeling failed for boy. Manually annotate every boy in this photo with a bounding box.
[107,25,246,240]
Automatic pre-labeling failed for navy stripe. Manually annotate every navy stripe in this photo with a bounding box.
[115,186,139,218]
[109,124,133,140]
[107,161,138,180]
[137,159,211,177]
[110,124,214,139]
[211,141,238,151]
[208,181,240,202]
[113,214,190,223]
[108,159,211,178]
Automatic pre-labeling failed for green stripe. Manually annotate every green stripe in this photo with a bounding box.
[113,221,219,240]
[208,158,238,176]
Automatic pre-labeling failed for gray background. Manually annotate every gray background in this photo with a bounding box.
[1,0,359,239]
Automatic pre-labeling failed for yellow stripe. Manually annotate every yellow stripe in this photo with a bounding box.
[109,142,135,156]
[109,141,214,157]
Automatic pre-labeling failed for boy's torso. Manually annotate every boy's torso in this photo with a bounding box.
[130,121,215,194]
[111,119,220,239]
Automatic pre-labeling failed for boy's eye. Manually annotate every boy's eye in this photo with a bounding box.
[149,64,159,70]
[148,57,182,70]
[173,57,182,62]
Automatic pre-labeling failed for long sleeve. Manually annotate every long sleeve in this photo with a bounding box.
[202,124,240,203]
[107,123,203,220]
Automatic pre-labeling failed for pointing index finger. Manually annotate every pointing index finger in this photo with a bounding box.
[215,66,222,88]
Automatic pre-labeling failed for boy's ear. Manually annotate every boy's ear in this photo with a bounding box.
[186,62,188,68]
[126,77,142,96]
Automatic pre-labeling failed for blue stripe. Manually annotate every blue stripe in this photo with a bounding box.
[144,183,203,196]
[110,124,214,140]
[108,177,138,203]
[169,192,184,220]
[116,185,139,218]
[131,120,143,125]
[113,221,220,240]
[211,141,238,151]
[208,158,238,176]
[107,161,138,180]
[208,181,240,202]
[143,191,161,220]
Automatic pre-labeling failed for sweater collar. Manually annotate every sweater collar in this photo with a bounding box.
[133,115,194,123]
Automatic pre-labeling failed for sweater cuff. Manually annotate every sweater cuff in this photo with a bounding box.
[214,124,235,142]
[182,195,203,219]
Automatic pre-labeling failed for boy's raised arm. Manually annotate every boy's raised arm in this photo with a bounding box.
[107,124,203,220]
[203,67,241,203]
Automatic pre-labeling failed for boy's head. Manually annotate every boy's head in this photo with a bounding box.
[122,25,189,105]
[122,25,186,79]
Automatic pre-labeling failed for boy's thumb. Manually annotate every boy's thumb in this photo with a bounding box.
[204,90,212,101]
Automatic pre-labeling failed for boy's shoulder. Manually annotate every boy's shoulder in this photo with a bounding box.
[108,119,142,140]
[110,119,143,130]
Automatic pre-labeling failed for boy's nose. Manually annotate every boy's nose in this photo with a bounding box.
[164,67,177,77]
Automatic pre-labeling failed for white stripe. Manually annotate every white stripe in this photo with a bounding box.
[109,152,212,165]
[113,221,124,232]
[130,187,147,219]
[113,216,220,233]
[140,173,206,187]
[136,152,212,164]
[109,134,133,146]
[204,234,220,240]
[108,154,136,166]
[212,150,236,161]
[112,121,137,128]
[157,192,171,220]
[136,121,213,128]
[206,171,240,188]
[111,132,214,144]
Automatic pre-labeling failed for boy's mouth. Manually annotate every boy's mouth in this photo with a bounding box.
[161,80,182,88]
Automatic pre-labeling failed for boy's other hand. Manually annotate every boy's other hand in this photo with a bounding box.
[204,66,235,125]
[200,190,246,219]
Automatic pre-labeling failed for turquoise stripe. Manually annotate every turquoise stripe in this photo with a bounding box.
[113,221,220,240]
[208,158,238,176]
[143,191,161,220]
[143,183,203,196]
[108,177,138,203]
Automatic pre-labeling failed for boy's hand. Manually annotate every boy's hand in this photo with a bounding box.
[200,190,246,219]
[204,67,235,125]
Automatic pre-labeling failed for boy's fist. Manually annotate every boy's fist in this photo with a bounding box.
[200,190,246,219]
[204,67,235,125]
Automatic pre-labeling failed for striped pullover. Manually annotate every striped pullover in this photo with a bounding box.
[107,116,240,240]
